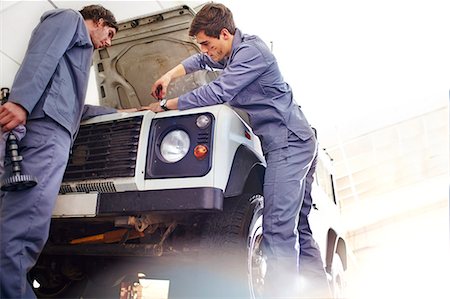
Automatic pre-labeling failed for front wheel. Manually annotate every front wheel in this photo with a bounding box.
[200,193,264,298]
[246,195,265,299]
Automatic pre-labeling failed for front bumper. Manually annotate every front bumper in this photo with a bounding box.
[53,187,223,218]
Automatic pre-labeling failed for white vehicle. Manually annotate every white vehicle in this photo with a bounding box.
[29,5,347,298]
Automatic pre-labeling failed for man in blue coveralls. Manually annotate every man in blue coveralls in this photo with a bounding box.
[0,5,123,298]
[143,2,332,298]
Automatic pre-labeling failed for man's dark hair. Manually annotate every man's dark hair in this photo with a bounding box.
[79,4,118,32]
[189,3,235,38]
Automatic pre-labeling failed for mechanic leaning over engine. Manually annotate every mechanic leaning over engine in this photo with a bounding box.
[141,2,332,298]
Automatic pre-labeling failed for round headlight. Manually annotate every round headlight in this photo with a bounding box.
[160,130,190,163]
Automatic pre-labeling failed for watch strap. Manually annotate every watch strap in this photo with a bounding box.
[160,99,169,111]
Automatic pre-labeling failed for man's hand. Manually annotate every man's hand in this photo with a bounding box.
[140,102,164,113]
[151,74,171,100]
[117,108,138,113]
[140,98,178,113]
[0,102,27,132]
[150,64,186,100]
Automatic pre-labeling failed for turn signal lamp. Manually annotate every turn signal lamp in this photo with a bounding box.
[194,144,208,160]
[196,115,211,129]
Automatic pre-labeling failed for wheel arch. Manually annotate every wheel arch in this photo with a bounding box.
[224,144,265,198]
[326,229,348,272]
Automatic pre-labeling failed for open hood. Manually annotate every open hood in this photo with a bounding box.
[93,4,216,109]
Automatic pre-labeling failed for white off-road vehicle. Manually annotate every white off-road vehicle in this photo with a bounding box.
[29,5,347,298]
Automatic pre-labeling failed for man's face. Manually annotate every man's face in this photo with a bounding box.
[90,19,116,49]
[195,29,231,62]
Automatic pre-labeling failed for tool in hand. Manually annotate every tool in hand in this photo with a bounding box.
[156,85,169,111]
[0,87,38,191]
[155,84,163,101]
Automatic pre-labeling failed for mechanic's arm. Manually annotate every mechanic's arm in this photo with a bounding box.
[178,45,268,110]
[150,52,216,99]
[8,11,80,126]
[140,98,178,113]
[151,64,186,99]
[146,53,219,112]
[81,104,137,121]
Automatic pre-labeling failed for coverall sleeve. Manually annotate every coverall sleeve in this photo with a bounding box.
[181,54,206,73]
[181,53,225,74]
[8,10,80,114]
[178,44,269,110]
[81,105,117,121]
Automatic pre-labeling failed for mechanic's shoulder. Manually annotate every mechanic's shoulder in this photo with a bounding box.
[41,8,81,21]
[237,34,271,60]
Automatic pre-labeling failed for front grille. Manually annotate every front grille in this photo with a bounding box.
[76,182,116,193]
[63,116,143,182]
[59,184,73,194]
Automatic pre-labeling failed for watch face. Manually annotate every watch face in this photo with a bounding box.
[160,99,168,110]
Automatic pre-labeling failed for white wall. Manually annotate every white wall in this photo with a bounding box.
[328,107,449,299]
[2,0,448,145]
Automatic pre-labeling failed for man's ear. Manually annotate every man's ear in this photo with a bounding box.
[221,28,231,40]
[96,18,105,27]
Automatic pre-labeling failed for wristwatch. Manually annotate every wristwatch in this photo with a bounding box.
[159,99,169,111]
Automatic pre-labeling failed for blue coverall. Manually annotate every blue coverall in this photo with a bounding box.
[179,28,330,297]
[0,9,115,298]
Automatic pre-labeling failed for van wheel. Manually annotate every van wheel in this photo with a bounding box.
[28,257,86,298]
[246,195,265,299]
[199,193,264,298]
[27,271,72,298]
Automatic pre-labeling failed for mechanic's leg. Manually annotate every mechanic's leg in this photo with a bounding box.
[0,118,71,299]
[262,135,317,298]
[298,154,332,298]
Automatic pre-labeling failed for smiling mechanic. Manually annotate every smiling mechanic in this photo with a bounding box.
[142,3,331,298]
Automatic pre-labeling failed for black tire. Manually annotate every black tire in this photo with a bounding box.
[28,268,86,299]
[27,273,72,299]
[28,255,91,299]
[198,193,264,298]
[201,194,261,247]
